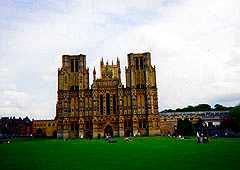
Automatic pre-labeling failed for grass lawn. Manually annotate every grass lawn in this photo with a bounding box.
[0,137,240,170]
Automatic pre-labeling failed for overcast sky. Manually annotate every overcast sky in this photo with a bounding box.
[0,0,240,119]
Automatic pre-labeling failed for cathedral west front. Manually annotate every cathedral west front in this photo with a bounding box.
[56,52,160,139]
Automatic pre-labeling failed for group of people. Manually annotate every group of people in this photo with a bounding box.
[105,134,134,143]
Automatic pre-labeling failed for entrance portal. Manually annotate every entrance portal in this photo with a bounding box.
[104,125,113,137]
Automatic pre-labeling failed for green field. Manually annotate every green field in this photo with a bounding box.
[0,137,240,170]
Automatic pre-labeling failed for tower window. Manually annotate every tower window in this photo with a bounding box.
[135,58,139,68]
[117,97,120,114]
[122,97,124,114]
[140,58,143,69]
[143,119,147,128]
[106,93,110,115]
[113,95,116,114]
[75,60,79,72]
[100,95,103,115]
[71,59,74,72]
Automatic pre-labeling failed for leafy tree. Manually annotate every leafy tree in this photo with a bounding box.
[180,105,194,112]
[194,104,212,111]
[186,105,194,112]
[214,104,228,111]
[176,108,182,112]
[229,105,240,132]
[177,118,194,136]
[161,103,233,113]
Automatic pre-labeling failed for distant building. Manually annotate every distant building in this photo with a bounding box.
[0,116,32,137]
[159,111,229,135]
[56,52,160,139]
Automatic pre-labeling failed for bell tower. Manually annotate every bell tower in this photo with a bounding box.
[125,52,158,135]
[58,54,89,91]
[126,52,156,89]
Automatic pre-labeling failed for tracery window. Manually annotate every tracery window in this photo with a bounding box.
[113,94,116,114]
[140,58,144,69]
[100,95,103,115]
[106,93,110,115]
[75,59,79,72]
[71,59,74,72]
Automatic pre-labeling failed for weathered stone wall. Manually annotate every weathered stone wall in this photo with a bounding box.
[32,120,57,137]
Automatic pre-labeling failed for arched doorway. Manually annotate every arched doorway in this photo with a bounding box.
[104,125,113,137]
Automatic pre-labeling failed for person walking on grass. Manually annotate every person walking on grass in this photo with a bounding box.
[197,131,200,144]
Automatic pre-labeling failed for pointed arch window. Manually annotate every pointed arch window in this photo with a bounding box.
[100,95,103,115]
[106,93,110,115]
[113,95,116,114]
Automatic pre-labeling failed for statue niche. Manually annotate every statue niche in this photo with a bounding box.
[103,65,113,79]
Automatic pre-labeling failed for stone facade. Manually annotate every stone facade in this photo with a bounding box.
[32,120,57,137]
[56,52,160,139]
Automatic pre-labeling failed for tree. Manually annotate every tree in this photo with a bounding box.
[181,105,194,112]
[177,118,194,136]
[194,104,212,111]
[214,104,228,111]
[186,105,194,112]
[229,105,240,132]
[161,103,233,113]
[176,108,182,112]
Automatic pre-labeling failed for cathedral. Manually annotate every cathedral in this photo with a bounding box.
[56,52,160,139]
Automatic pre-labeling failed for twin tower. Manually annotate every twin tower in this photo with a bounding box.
[56,52,160,139]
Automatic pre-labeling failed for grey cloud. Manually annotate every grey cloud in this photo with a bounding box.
[211,93,240,106]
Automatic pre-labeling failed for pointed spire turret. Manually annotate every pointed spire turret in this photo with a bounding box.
[117,57,120,66]
[93,67,96,81]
